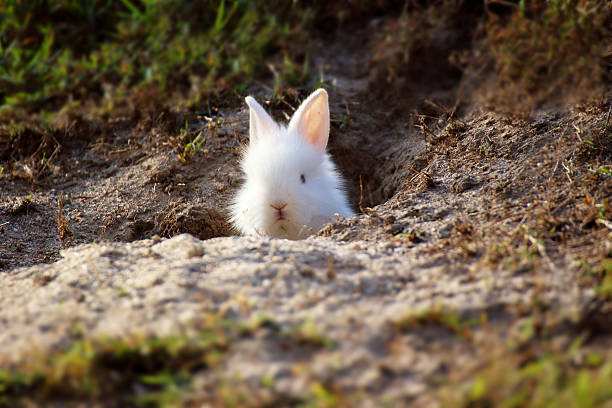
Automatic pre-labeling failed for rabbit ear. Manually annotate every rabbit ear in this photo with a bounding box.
[288,89,329,152]
[245,96,278,144]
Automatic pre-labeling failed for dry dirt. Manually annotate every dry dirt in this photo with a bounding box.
[1,20,611,407]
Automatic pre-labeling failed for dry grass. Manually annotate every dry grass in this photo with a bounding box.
[51,193,72,248]
[464,0,611,111]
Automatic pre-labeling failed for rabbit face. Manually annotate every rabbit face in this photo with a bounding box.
[236,129,330,239]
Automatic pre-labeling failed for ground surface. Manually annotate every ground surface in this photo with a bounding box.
[1,6,611,408]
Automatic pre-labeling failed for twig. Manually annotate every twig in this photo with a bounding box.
[225,118,239,141]
[424,99,465,126]
[526,232,556,272]
[415,114,441,143]
[399,162,433,187]
[359,175,365,213]
[573,123,583,143]
[280,98,296,112]
[595,218,612,230]
[561,162,573,183]
[39,143,61,176]
[51,193,71,248]
[545,124,568,213]
[550,193,576,216]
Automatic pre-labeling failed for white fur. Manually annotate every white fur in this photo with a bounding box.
[230,88,353,240]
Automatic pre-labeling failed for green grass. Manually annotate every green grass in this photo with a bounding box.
[441,351,612,408]
[283,317,335,349]
[595,258,612,299]
[0,0,311,115]
[393,305,481,341]
[0,330,228,406]
[178,120,206,163]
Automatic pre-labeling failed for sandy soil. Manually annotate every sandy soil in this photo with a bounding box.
[0,16,610,407]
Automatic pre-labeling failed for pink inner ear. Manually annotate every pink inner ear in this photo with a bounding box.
[304,106,327,150]
[292,89,329,152]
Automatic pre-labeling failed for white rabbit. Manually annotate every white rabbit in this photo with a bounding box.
[230,88,354,240]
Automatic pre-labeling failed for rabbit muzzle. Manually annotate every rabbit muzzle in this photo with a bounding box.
[270,202,288,221]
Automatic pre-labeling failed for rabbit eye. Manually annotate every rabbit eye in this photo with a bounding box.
[300,174,306,184]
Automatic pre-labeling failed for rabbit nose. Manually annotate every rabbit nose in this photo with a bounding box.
[270,202,287,211]
[270,202,288,221]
